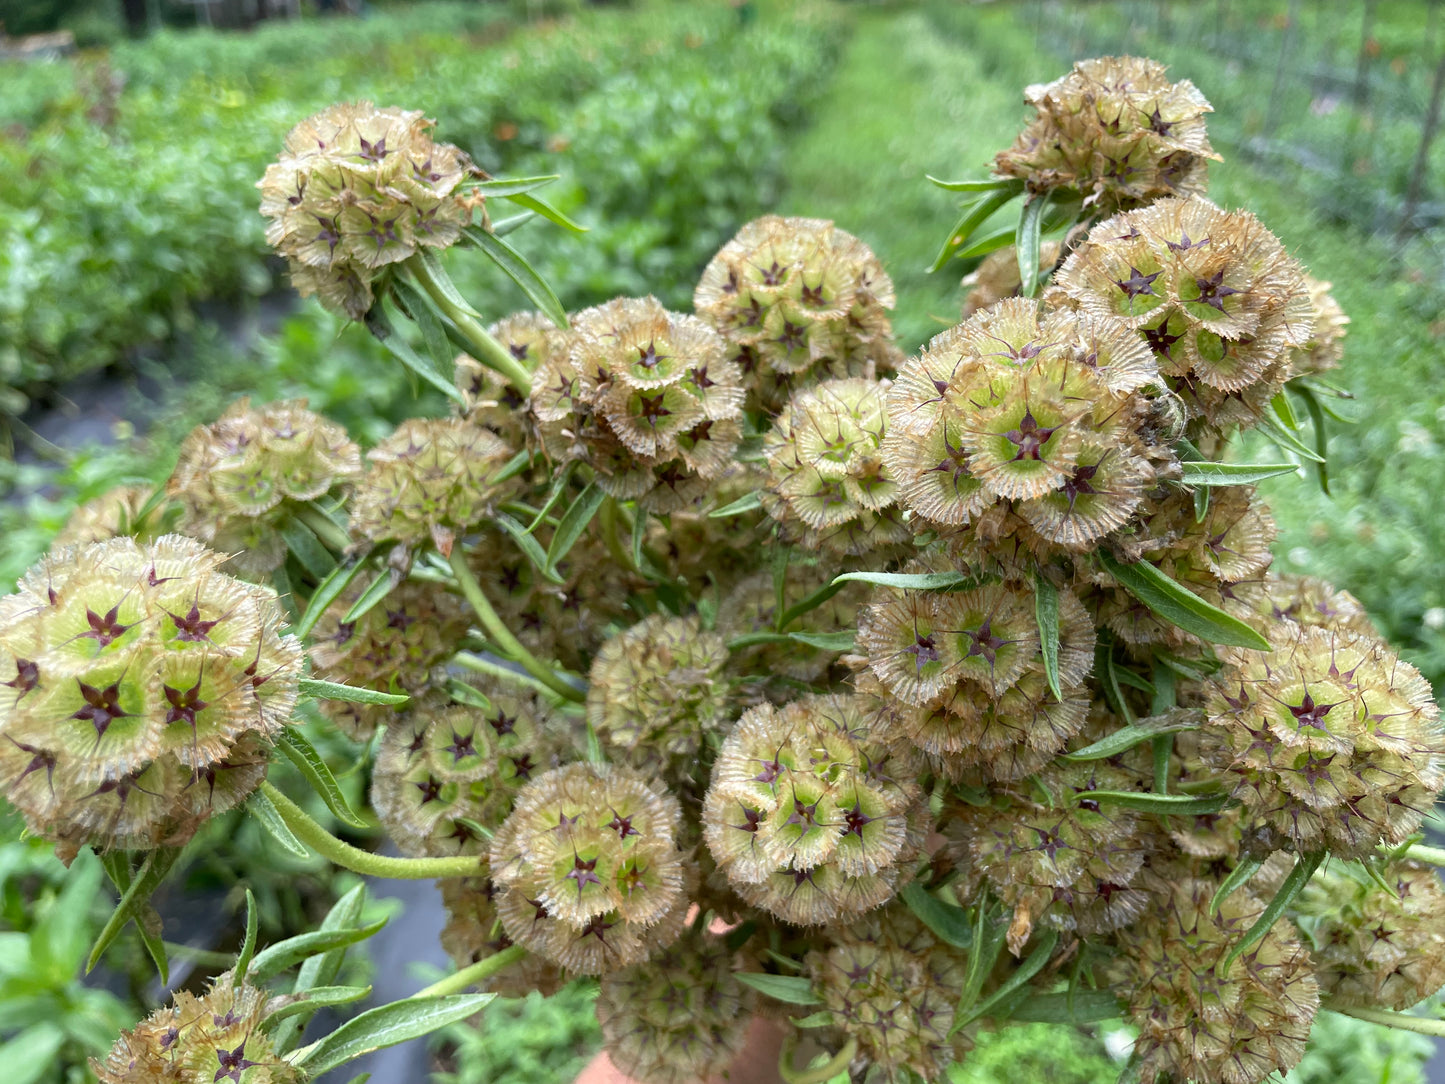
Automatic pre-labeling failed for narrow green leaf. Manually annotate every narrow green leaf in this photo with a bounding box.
[365,300,467,403]
[250,922,389,984]
[833,570,973,591]
[960,929,1059,1029]
[503,191,589,235]
[295,559,367,640]
[1271,390,1299,430]
[953,225,1019,261]
[630,506,648,574]
[392,278,458,392]
[465,174,559,198]
[262,986,373,1027]
[295,994,496,1075]
[1153,648,1222,682]
[1219,850,1326,976]
[1194,482,1211,523]
[298,679,410,706]
[490,211,534,236]
[1295,384,1332,495]
[493,512,565,585]
[1063,708,1205,761]
[1258,416,1326,462]
[925,175,1024,193]
[493,449,533,485]
[447,679,492,711]
[233,889,259,987]
[247,788,310,859]
[98,853,169,983]
[1179,461,1300,486]
[87,846,181,974]
[526,459,577,533]
[1210,857,1265,916]
[1150,663,1178,794]
[277,730,370,830]
[1007,989,1124,1024]
[733,973,822,1006]
[1016,190,1050,298]
[0,1025,65,1084]
[342,571,395,624]
[1033,571,1062,701]
[900,883,973,949]
[1113,667,1156,694]
[1079,790,1230,815]
[788,630,856,652]
[929,187,1021,273]
[544,483,605,577]
[464,227,567,327]
[414,248,483,317]
[277,517,337,580]
[793,1011,836,1029]
[777,579,847,631]
[708,490,763,518]
[957,901,1006,1023]
[1096,639,1135,726]
[1098,551,1271,651]
[271,885,370,1052]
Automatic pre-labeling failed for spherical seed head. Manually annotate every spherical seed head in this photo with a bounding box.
[695,216,900,412]
[995,56,1219,209]
[703,694,924,925]
[1299,860,1445,1010]
[882,300,1158,550]
[596,928,755,1084]
[455,311,560,445]
[1056,198,1313,431]
[1206,625,1444,858]
[168,398,362,578]
[490,762,689,974]
[350,416,517,556]
[54,485,164,549]
[761,377,910,557]
[1115,877,1318,1084]
[1290,276,1349,379]
[0,536,302,852]
[373,678,560,858]
[586,614,729,778]
[439,876,565,998]
[307,577,470,740]
[806,907,972,1081]
[258,101,480,319]
[1261,574,1378,637]
[529,297,743,512]
[94,969,301,1084]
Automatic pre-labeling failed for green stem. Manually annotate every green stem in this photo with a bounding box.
[412,945,528,999]
[1328,1003,1445,1038]
[1401,843,1445,867]
[258,781,482,880]
[294,503,354,553]
[408,255,532,397]
[447,548,585,703]
[779,1036,857,1084]
[597,498,636,573]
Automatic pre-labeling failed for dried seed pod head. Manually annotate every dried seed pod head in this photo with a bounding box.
[995,57,1218,209]
[716,569,869,686]
[1261,573,1378,638]
[258,101,480,319]
[761,377,909,557]
[350,416,517,557]
[439,876,565,998]
[695,216,900,412]
[1056,198,1313,431]
[703,694,924,925]
[53,485,165,549]
[1113,877,1319,1084]
[961,243,1063,317]
[806,907,972,1081]
[596,928,755,1084]
[530,297,744,513]
[586,614,730,780]
[1298,860,1445,1010]
[307,577,470,740]
[955,762,1151,946]
[94,968,300,1084]
[1206,626,1444,858]
[1290,276,1349,379]
[0,536,301,853]
[490,762,690,975]
[454,314,562,447]
[168,398,362,578]
[883,300,1159,552]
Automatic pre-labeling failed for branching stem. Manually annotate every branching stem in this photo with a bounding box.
[408,254,532,396]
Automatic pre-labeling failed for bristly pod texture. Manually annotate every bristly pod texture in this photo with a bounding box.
[0,536,302,856]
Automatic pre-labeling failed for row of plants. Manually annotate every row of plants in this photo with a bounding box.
[0,0,838,415]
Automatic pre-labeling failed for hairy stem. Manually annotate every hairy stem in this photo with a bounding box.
[412,945,528,999]
[1328,1003,1445,1038]
[258,781,483,880]
[1401,843,1445,867]
[447,547,586,703]
[408,255,532,396]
